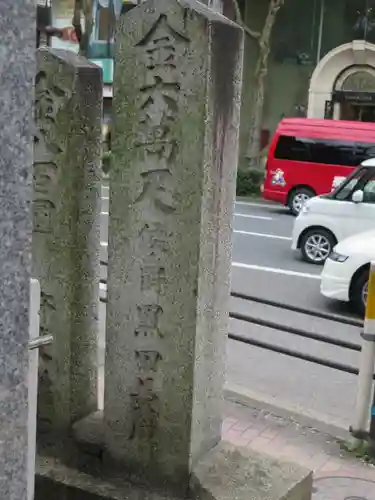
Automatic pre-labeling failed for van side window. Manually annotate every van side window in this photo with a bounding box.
[354,144,375,164]
[309,139,356,166]
[274,136,375,167]
[274,136,311,162]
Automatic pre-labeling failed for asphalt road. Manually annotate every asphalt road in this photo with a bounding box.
[231,200,349,314]
[98,186,364,431]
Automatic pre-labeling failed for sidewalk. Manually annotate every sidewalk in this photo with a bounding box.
[223,400,375,499]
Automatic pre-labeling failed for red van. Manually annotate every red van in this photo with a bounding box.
[262,118,375,215]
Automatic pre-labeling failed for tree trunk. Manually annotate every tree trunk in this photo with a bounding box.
[246,0,285,168]
[72,0,93,57]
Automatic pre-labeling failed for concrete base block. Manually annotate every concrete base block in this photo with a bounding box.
[35,441,312,500]
[35,456,176,500]
[191,441,313,500]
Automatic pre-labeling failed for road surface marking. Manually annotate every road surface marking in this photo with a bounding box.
[235,200,278,209]
[234,213,272,221]
[101,196,109,201]
[232,262,320,280]
[101,211,109,215]
[234,230,292,241]
[101,242,108,247]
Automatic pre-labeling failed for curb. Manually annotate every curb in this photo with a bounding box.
[235,197,271,204]
[224,383,351,441]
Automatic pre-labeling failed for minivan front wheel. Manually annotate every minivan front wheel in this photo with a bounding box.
[300,228,336,265]
[288,188,314,216]
[350,268,369,317]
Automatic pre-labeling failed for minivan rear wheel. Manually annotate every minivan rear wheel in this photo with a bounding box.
[288,188,314,216]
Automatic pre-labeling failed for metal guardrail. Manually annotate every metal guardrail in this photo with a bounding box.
[99,264,361,325]
[230,311,361,351]
[228,331,373,379]
[230,292,366,376]
[99,261,366,376]
[231,291,363,328]
[227,290,367,376]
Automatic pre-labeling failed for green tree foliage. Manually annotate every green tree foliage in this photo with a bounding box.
[234,0,285,169]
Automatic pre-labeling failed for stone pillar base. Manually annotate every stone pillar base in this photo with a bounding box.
[192,441,312,500]
[35,442,312,500]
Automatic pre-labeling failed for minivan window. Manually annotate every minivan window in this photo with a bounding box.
[363,180,375,203]
[274,135,375,167]
[331,166,375,201]
[333,168,365,200]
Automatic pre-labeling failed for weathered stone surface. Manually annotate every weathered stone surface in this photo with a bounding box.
[35,456,178,500]
[104,0,243,489]
[198,0,223,13]
[191,441,313,500]
[28,279,41,500]
[35,442,312,500]
[33,48,102,441]
[0,2,36,500]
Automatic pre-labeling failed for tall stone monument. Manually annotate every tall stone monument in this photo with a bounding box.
[103,0,240,487]
[33,48,102,445]
[0,1,36,500]
[35,2,312,499]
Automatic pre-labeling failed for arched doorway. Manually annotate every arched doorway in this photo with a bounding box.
[334,66,375,121]
[307,40,375,119]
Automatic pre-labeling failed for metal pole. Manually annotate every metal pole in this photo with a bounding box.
[369,381,375,449]
[316,0,325,64]
[107,0,113,59]
[351,261,375,441]
[28,334,53,350]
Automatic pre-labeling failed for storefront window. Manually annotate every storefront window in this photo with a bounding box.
[341,70,375,91]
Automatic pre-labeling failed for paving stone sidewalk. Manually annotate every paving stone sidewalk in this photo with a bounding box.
[223,400,375,499]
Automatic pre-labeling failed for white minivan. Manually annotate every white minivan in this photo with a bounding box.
[292,158,375,264]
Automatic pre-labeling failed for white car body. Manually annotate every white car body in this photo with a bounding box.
[320,229,375,303]
[291,159,375,254]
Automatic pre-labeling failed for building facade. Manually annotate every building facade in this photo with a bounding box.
[50,1,375,165]
[240,0,375,164]
[51,0,137,147]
